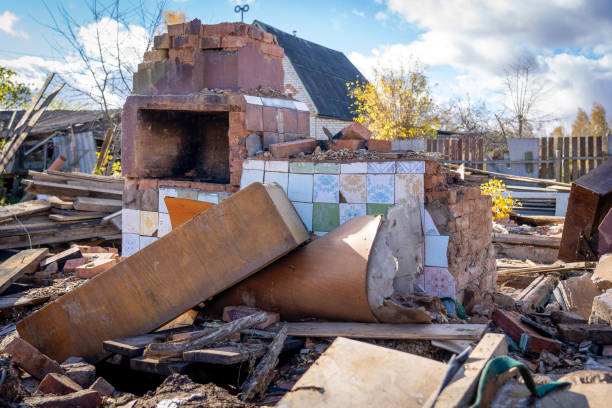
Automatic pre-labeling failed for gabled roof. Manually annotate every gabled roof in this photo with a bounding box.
[0,110,119,136]
[254,20,363,121]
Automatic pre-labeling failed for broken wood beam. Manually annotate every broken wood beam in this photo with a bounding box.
[492,233,561,248]
[516,275,557,313]
[102,326,206,358]
[492,308,561,354]
[557,323,612,344]
[23,180,122,200]
[0,248,48,294]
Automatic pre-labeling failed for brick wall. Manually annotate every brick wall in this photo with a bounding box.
[311,116,352,140]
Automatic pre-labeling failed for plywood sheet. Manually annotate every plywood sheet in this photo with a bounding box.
[278,337,446,408]
[17,183,308,362]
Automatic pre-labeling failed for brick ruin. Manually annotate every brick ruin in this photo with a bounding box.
[121,20,496,304]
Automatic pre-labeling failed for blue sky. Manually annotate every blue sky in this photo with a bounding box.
[1,0,611,133]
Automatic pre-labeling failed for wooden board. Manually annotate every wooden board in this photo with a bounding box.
[278,337,446,408]
[17,183,309,362]
[183,344,267,365]
[281,322,487,341]
[129,357,191,375]
[165,197,214,229]
[208,215,381,322]
[49,212,108,222]
[492,233,561,248]
[0,294,50,311]
[103,326,204,357]
[0,200,51,223]
[0,249,48,294]
[73,197,122,213]
[23,180,122,200]
[46,170,124,184]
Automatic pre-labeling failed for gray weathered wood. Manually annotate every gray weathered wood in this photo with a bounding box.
[73,197,122,213]
[0,249,49,294]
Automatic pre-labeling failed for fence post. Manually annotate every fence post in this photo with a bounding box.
[554,145,562,182]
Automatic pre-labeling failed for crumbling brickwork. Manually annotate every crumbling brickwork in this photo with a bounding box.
[424,161,497,303]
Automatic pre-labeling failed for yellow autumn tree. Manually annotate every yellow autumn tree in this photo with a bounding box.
[590,101,609,137]
[571,108,591,137]
[550,126,565,138]
[163,10,186,29]
[346,66,438,140]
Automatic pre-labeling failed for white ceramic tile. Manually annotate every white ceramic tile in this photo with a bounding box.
[288,173,313,202]
[396,161,425,173]
[158,212,172,237]
[339,174,366,203]
[244,95,263,105]
[261,97,294,109]
[394,173,424,204]
[423,208,439,235]
[197,191,220,204]
[242,159,265,170]
[122,233,139,258]
[313,174,339,203]
[424,266,455,298]
[366,174,394,204]
[139,235,158,250]
[425,235,449,267]
[240,169,264,189]
[293,101,310,111]
[368,161,395,173]
[122,208,140,234]
[341,162,368,173]
[140,211,158,236]
[265,160,289,172]
[313,231,327,236]
[340,203,366,224]
[292,202,313,231]
[158,186,178,214]
[264,171,289,193]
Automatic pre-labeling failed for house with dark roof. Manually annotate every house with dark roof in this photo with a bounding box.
[253,20,364,140]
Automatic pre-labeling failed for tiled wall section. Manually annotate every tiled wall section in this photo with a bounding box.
[240,158,454,298]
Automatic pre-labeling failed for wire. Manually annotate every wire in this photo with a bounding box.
[12,213,32,249]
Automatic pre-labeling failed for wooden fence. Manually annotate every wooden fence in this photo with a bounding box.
[426,135,484,169]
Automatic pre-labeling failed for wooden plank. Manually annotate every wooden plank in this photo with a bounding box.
[596,136,604,166]
[103,326,205,357]
[0,249,49,294]
[579,136,587,176]
[129,357,191,375]
[588,135,595,173]
[492,233,561,248]
[49,212,108,222]
[563,137,570,183]
[17,183,309,362]
[571,137,579,181]
[46,170,124,184]
[445,164,571,187]
[73,197,122,213]
[183,344,267,365]
[555,136,563,181]
[47,197,73,210]
[0,294,50,311]
[476,137,483,170]
[541,137,548,178]
[282,322,487,341]
[23,180,122,200]
[444,139,451,161]
[0,200,51,223]
[426,138,432,152]
[430,333,507,408]
[0,221,119,250]
[278,337,446,408]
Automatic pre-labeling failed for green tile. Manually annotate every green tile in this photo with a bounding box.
[312,202,340,232]
[315,162,340,174]
[290,161,315,173]
[367,203,394,219]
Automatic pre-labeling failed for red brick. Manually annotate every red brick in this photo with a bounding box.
[186,18,201,35]
[138,178,159,191]
[270,139,316,158]
[245,104,263,132]
[153,34,170,49]
[172,34,198,49]
[76,257,117,279]
[38,373,82,395]
[167,23,187,36]
[221,35,249,49]
[263,132,280,149]
[297,111,310,135]
[26,389,102,408]
[201,22,238,37]
[190,181,226,192]
[248,25,264,41]
[222,306,279,329]
[492,309,562,354]
[230,172,241,187]
[168,48,194,64]
[63,258,87,273]
[263,107,278,132]
[0,337,63,380]
[367,139,391,152]
[200,36,221,49]
[159,181,192,189]
[89,377,114,397]
[282,108,298,134]
[229,111,246,125]
[262,32,275,43]
[331,139,366,151]
[259,42,284,58]
[339,122,371,140]
[143,49,168,63]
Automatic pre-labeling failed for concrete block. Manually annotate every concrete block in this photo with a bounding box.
[589,289,612,325]
[61,360,96,388]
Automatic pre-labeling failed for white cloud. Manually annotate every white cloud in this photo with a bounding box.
[352,9,365,17]
[375,11,388,21]
[0,11,28,39]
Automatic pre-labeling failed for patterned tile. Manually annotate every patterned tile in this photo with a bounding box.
[366,203,394,219]
[367,174,394,204]
[292,202,313,231]
[139,236,158,250]
[264,171,289,193]
[339,174,366,203]
[158,187,178,214]
[264,160,288,172]
[424,266,455,298]
[122,208,140,234]
[242,159,265,170]
[177,188,197,200]
[158,212,172,237]
[312,203,340,232]
[288,173,313,202]
[396,161,425,173]
[313,174,339,203]
[341,162,368,173]
[368,161,395,173]
[240,169,264,189]
[423,208,439,235]
[197,191,219,204]
[425,235,449,267]
[140,211,158,236]
[122,233,139,258]
[289,161,315,173]
[394,173,424,204]
[340,203,366,224]
[315,162,340,174]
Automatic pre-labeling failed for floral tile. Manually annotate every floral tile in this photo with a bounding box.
[315,162,340,174]
[177,188,198,200]
[313,174,339,203]
[288,173,313,202]
[312,202,340,232]
[158,212,172,237]
[122,233,139,258]
[340,203,366,225]
[292,202,313,231]
[341,162,367,173]
[424,266,455,298]
[158,186,178,213]
[425,235,449,267]
[140,211,158,237]
[264,160,288,172]
[394,174,424,204]
[240,169,264,190]
[367,174,394,204]
[264,171,289,193]
[139,235,158,250]
[242,159,265,170]
[122,209,140,234]
[367,161,395,173]
[339,174,366,203]
[197,191,219,204]
[289,161,315,173]
[366,203,394,219]
[396,161,425,173]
